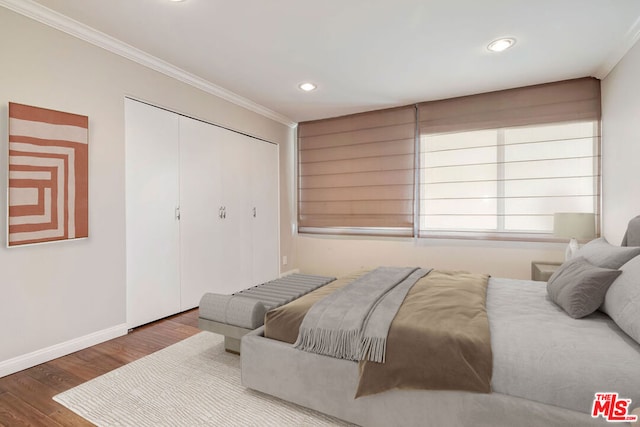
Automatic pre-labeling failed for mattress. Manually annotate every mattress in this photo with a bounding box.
[262,275,640,415]
[243,328,610,427]
[488,277,640,414]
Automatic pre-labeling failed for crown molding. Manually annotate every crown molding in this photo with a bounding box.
[0,0,297,128]
[594,14,640,79]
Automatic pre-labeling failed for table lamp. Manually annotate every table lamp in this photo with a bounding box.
[553,212,596,260]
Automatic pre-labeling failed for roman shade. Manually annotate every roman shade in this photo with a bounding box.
[418,77,601,239]
[418,77,601,134]
[297,77,601,240]
[298,106,416,236]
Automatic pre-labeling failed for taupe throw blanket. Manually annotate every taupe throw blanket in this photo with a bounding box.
[294,267,431,363]
[355,270,491,397]
[266,269,492,397]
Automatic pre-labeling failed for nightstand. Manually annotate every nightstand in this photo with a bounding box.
[531,261,563,282]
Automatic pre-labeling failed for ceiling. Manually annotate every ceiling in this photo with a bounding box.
[16,0,640,124]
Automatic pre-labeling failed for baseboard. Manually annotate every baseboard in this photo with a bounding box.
[0,323,128,378]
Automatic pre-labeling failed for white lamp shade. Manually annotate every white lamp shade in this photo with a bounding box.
[553,213,596,239]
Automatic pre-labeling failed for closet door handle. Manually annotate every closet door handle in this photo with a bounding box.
[219,206,224,219]
[253,207,257,218]
[175,206,181,220]
[223,206,227,219]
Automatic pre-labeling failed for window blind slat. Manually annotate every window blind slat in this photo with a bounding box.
[300,139,413,163]
[423,176,597,199]
[301,169,414,190]
[504,196,597,215]
[300,185,414,202]
[300,126,415,150]
[299,200,414,215]
[424,158,597,183]
[301,154,414,176]
[424,137,597,155]
[299,215,414,229]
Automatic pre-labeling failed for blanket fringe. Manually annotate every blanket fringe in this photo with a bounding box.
[295,329,388,363]
[295,328,361,361]
[360,336,387,363]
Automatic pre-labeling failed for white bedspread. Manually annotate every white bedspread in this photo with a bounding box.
[489,278,640,414]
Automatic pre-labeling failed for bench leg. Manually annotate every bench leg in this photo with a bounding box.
[225,336,241,354]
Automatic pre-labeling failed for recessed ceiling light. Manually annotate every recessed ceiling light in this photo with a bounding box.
[169,0,185,2]
[299,82,317,92]
[487,38,516,53]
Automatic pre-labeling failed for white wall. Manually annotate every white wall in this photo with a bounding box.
[293,235,564,280]
[601,39,640,243]
[0,8,293,375]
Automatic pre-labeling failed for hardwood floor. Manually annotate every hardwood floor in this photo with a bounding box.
[0,309,201,426]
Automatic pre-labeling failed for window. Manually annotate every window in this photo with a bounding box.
[419,120,600,239]
[297,77,601,240]
[297,106,416,236]
[417,77,601,240]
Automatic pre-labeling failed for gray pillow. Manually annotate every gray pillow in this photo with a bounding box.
[601,255,640,344]
[621,215,640,246]
[574,237,640,269]
[547,256,621,319]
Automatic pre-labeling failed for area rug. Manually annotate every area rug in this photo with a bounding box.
[54,332,354,426]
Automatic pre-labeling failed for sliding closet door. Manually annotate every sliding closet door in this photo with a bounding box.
[179,118,253,308]
[125,99,181,328]
[127,101,281,316]
[218,131,253,292]
[250,140,280,284]
[179,117,224,309]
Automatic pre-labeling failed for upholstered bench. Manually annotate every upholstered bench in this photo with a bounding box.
[198,273,335,353]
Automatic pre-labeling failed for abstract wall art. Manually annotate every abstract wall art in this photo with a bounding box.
[8,102,88,247]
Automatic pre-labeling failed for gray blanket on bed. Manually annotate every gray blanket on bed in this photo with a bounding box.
[293,266,431,363]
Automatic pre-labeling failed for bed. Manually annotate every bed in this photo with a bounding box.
[241,219,640,427]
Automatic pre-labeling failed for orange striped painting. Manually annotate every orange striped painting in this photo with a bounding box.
[8,103,88,246]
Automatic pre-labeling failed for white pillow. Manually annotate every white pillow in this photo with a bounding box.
[602,255,640,344]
